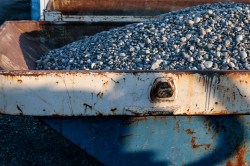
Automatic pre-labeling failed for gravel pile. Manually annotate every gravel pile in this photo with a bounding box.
[36,2,250,70]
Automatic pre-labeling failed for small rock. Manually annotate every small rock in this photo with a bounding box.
[119,53,126,57]
[240,51,247,59]
[199,29,206,36]
[204,61,213,68]
[236,35,243,43]
[188,20,194,25]
[208,10,213,15]
[187,57,194,62]
[194,17,201,23]
[151,60,163,70]
[228,62,235,68]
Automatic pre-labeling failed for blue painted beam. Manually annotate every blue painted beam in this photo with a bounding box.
[31,0,40,20]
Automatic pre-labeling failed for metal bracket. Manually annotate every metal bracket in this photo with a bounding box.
[150,77,177,102]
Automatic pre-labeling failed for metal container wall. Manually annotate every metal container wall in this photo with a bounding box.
[0,5,250,165]
[42,116,250,166]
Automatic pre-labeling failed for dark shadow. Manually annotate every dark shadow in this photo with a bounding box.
[18,22,126,70]
[0,0,31,25]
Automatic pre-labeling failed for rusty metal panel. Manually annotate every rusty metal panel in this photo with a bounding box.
[41,0,250,21]
[0,71,249,116]
[41,115,250,165]
[0,21,124,70]
[49,0,250,15]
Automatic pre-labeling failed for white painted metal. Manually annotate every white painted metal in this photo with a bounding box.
[0,71,249,116]
[43,10,159,22]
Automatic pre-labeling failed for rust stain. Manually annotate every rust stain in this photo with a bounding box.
[96,112,103,116]
[226,159,233,166]
[52,113,63,117]
[17,79,23,83]
[118,134,134,140]
[83,103,92,109]
[174,120,180,133]
[111,108,117,113]
[191,137,211,150]
[208,122,212,132]
[210,110,229,115]
[83,103,103,116]
[103,81,109,88]
[226,147,247,166]
[185,129,196,134]
[187,116,192,123]
[97,92,104,98]
[212,127,219,139]
[232,91,236,100]
[152,131,156,134]
[153,116,170,120]
[235,148,247,166]
[191,110,230,115]
[121,117,147,125]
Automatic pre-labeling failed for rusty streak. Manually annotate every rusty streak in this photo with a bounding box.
[96,112,103,116]
[212,127,219,139]
[235,148,247,166]
[185,129,196,134]
[121,117,147,125]
[110,108,117,113]
[174,120,180,133]
[236,87,247,97]
[118,134,134,140]
[83,103,92,110]
[226,147,247,166]
[97,92,104,98]
[187,116,192,123]
[103,81,109,87]
[16,105,23,115]
[191,137,211,150]
[110,78,119,84]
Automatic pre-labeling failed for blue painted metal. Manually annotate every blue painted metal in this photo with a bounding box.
[31,0,40,20]
[41,116,249,166]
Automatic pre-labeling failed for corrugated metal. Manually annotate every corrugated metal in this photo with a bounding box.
[42,115,250,166]
[0,71,249,116]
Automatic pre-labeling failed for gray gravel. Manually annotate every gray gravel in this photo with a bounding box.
[37,2,249,71]
[0,115,103,166]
